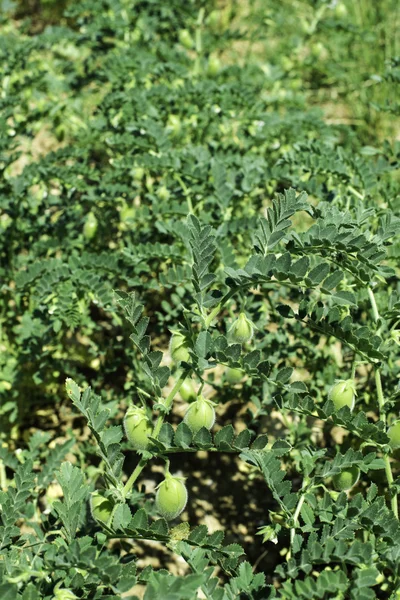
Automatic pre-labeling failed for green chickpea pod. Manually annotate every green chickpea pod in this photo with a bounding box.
[329,379,356,411]
[332,466,360,491]
[178,29,194,49]
[183,394,216,434]
[388,420,400,450]
[225,367,244,384]
[169,331,191,362]
[179,378,197,402]
[229,312,254,344]
[90,491,114,525]
[124,406,153,450]
[155,472,188,520]
[83,212,98,240]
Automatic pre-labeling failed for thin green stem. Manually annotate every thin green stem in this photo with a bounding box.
[291,495,305,545]
[288,478,308,560]
[351,355,357,380]
[175,174,193,214]
[375,368,385,423]
[194,8,204,76]
[376,367,398,517]
[204,288,236,328]
[0,460,6,490]
[369,287,398,518]
[367,286,380,323]
[136,387,152,399]
[123,370,189,498]
[348,185,365,200]
[152,371,189,438]
[122,456,148,499]
[384,454,398,518]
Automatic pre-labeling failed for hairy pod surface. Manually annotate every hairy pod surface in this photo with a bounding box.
[179,378,197,402]
[169,332,191,362]
[178,29,194,49]
[90,491,114,525]
[83,212,98,240]
[229,312,254,344]
[225,367,244,384]
[329,379,356,411]
[388,420,400,450]
[332,466,360,491]
[183,394,216,434]
[155,473,188,520]
[124,406,153,450]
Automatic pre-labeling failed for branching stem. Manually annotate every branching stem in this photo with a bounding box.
[123,370,189,498]
[204,289,236,328]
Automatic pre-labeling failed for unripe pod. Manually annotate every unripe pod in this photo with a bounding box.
[90,491,114,525]
[229,312,254,344]
[83,212,98,240]
[390,329,400,346]
[179,378,197,402]
[169,332,190,363]
[311,42,327,60]
[206,9,229,33]
[124,406,153,450]
[155,473,188,520]
[183,394,215,434]
[156,185,170,201]
[387,420,400,450]
[120,202,136,223]
[166,114,182,137]
[207,54,221,77]
[332,466,360,491]
[131,166,145,181]
[334,2,347,18]
[225,367,244,384]
[178,29,194,49]
[329,379,356,411]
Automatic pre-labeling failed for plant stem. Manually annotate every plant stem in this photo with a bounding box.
[122,456,148,500]
[0,460,6,490]
[367,286,380,323]
[204,288,236,328]
[288,479,308,560]
[194,8,204,75]
[384,454,398,518]
[350,355,357,380]
[290,494,305,545]
[375,368,385,423]
[368,286,398,518]
[348,185,365,200]
[175,174,193,214]
[123,370,189,498]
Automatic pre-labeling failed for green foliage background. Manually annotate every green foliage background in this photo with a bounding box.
[0,0,400,598]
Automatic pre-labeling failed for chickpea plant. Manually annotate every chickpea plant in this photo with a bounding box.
[2,189,400,598]
[64,196,400,597]
[0,2,399,598]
